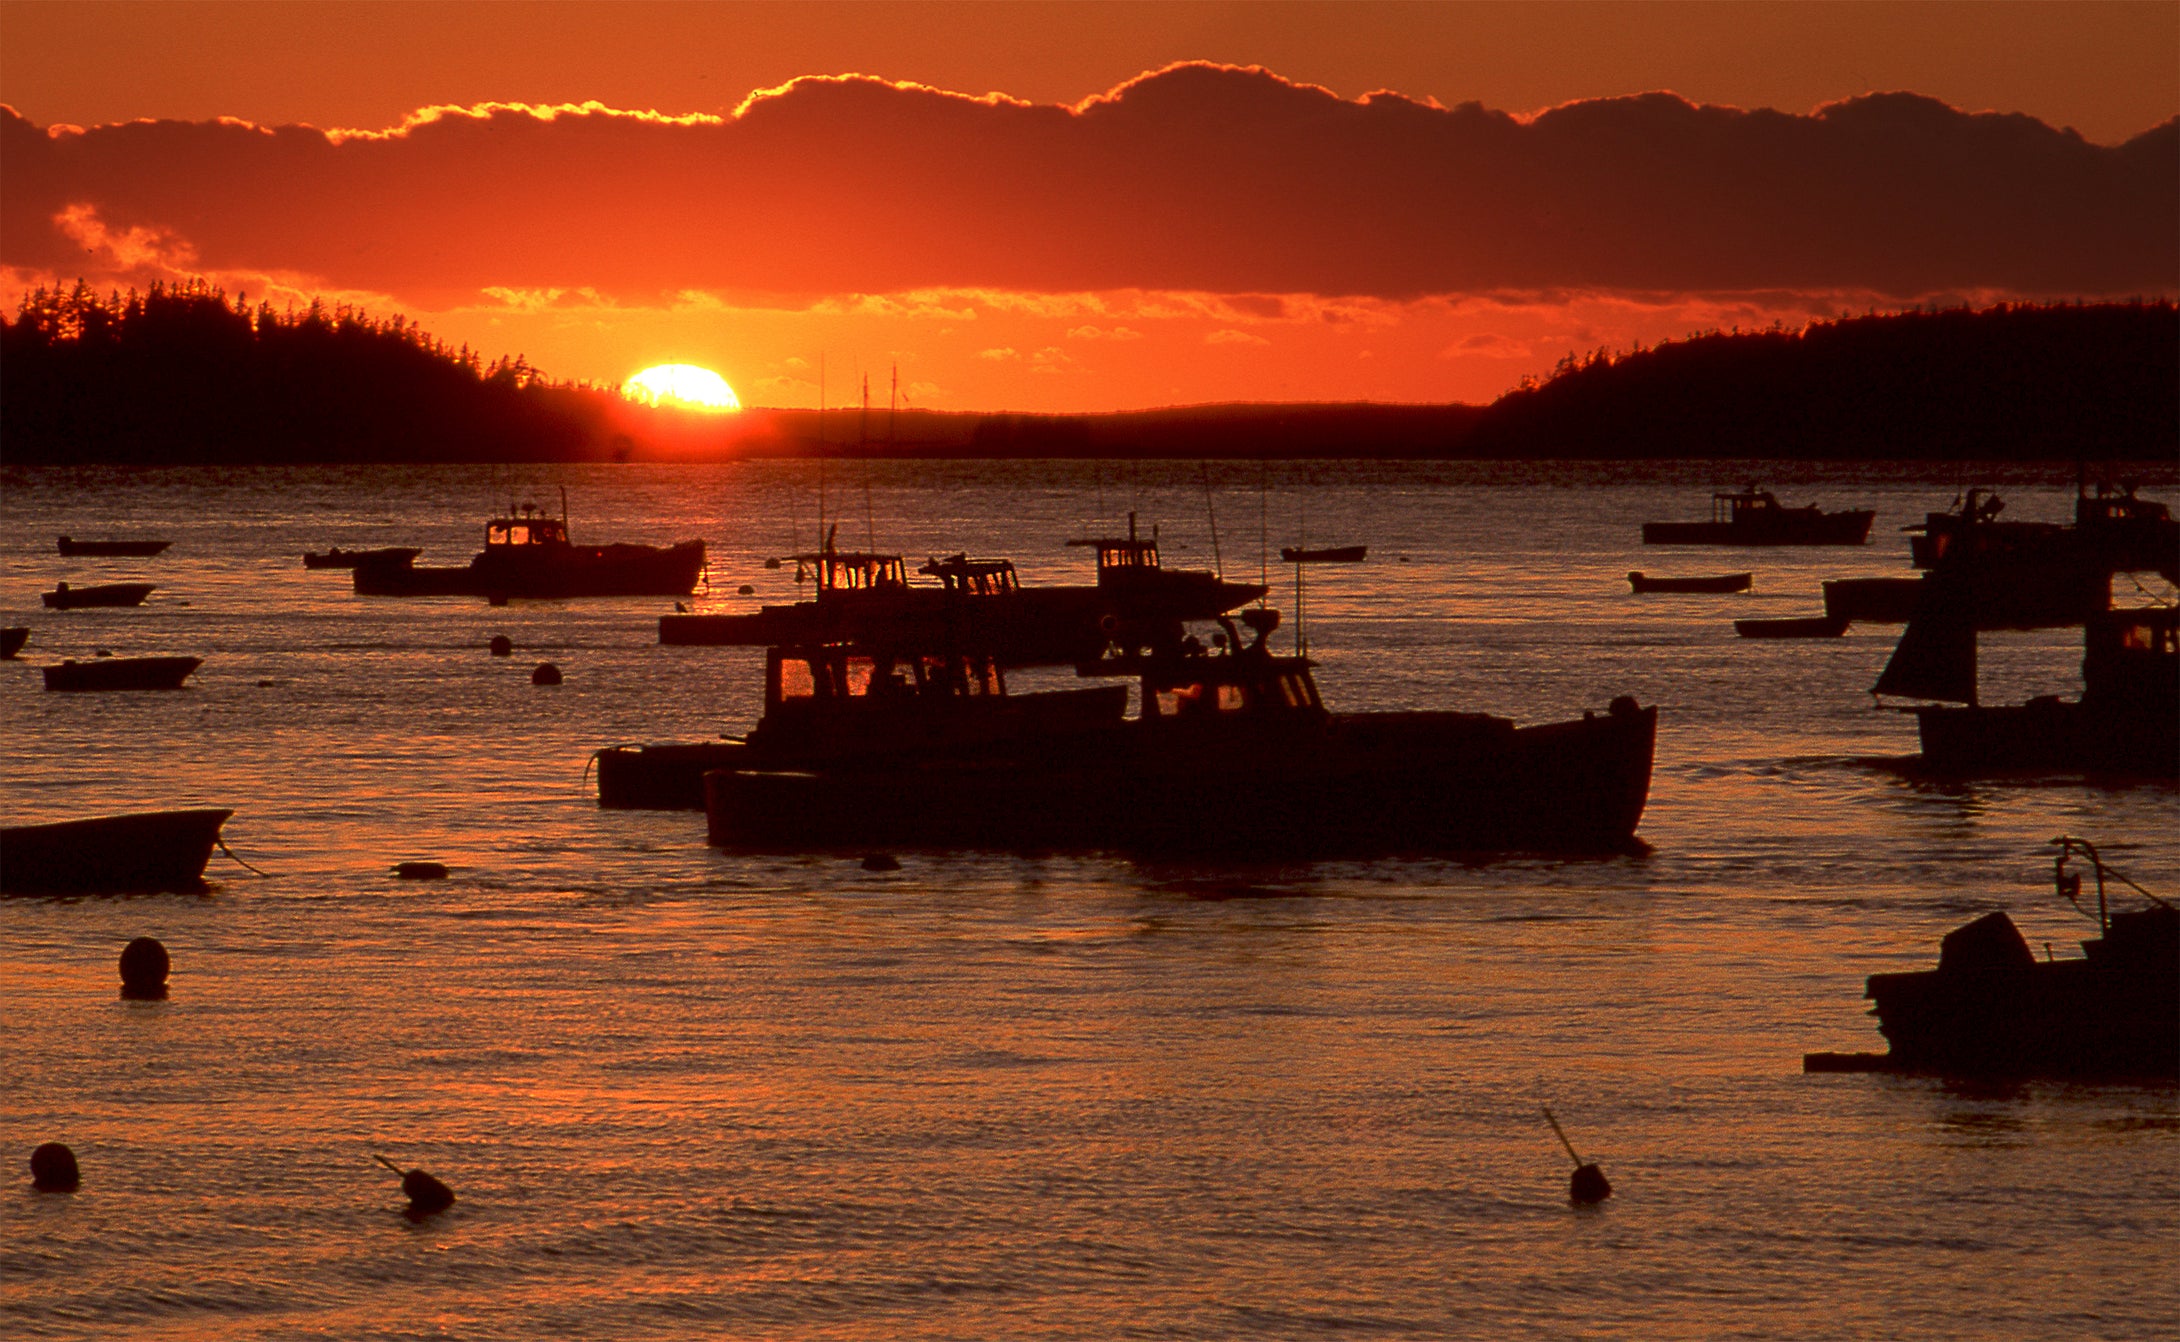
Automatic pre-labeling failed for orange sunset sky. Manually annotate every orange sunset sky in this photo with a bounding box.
[3,0,2175,413]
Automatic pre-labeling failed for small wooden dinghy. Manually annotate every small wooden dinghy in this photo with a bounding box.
[1735,615,1849,639]
[42,582,155,610]
[1,627,27,659]
[43,656,202,691]
[1280,545,1368,563]
[58,536,172,557]
[303,546,422,569]
[1,808,233,894]
[1628,571,1752,594]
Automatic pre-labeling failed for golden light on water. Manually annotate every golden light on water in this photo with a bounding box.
[624,363,741,412]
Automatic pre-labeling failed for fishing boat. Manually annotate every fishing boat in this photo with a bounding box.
[57,536,171,557]
[1878,603,2177,778]
[659,516,1266,663]
[42,582,155,610]
[353,497,705,598]
[1281,545,1368,563]
[1,808,233,894]
[303,545,422,569]
[1805,839,2176,1081]
[1821,577,1923,623]
[598,642,1130,809]
[703,608,1657,855]
[1628,571,1751,594]
[1909,483,2178,584]
[1,627,27,659]
[1643,489,1874,546]
[1734,615,1848,638]
[43,656,201,692]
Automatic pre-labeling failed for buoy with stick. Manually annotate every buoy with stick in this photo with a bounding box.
[1542,1105,1612,1205]
[373,1153,456,1216]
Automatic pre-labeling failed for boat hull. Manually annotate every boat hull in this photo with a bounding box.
[42,583,155,609]
[1629,571,1751,594]
[1643,511,1873,546]
[1735,616,1848,638]
[1914,700,2180,779]
[1856,908,2178,1081]
[57,538,171,557]
[1,627,26,659]
[1822,577,1924,623]
[43,656,202,692]
[355,541,706,598]
[1,808,233,894]
[705,701,1656,856]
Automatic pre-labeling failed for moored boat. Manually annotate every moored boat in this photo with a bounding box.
[303,545,422,569]
[1281,545,1368,563]
[1643,489,1874,546]
[43,656,201,692]
[57,536,171,557]
[1,627,27,659]
[1,808,233,894]
[703,610,1656,855]
[1804,838,2176,1081]
[353,500,704,599]
[1822,577,1923,623]
[42,581,155,610]
[1735,615,1848,638]
[1629,571,1751,594]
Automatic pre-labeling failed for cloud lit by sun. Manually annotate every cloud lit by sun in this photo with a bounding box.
[624,363,741,412]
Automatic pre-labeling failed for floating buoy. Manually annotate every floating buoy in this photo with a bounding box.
[737,584,755,596]
[764,557,782,570]
[861,853,901,872]
[531,663,562,686]
[119,936,169,1000]
[393,861,448,881]
[373,1153,455,1216]
[257,679,276,688]
[1542,1105,1612,1205]
[30,1142,80,1192]
[488,635,512,657]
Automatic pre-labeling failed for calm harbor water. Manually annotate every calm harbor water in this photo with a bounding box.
[3,459,2175,1340]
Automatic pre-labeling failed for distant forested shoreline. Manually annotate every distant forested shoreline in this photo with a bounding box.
[3,283,2172,463]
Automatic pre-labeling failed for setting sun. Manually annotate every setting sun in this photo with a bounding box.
[624,363,741,412]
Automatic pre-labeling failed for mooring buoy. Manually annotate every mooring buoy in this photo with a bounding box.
[119,937,169,1000]
[488,635,512,657]
[1542,1105,1612,1205]
[738,584,755,595]
[531,662,562,686]
[30,1142,80,1192]
[373,1153,455,1215]
[392,862,449,881]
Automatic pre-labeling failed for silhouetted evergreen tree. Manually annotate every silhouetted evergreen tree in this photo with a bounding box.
[1,281,610,463]
[1461,300,2177,461]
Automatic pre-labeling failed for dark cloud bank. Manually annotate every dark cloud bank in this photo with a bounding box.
[4,63,2174,301]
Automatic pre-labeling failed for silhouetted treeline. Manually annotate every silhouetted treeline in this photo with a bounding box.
[4,286,2172,463]
[1457,300,2177,461]
[1,281,610,463]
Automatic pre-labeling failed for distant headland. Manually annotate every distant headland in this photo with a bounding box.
[4,283,2172,464]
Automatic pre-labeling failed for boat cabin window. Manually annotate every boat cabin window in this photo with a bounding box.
[1154,682,1247,716]
[488,518,566,548]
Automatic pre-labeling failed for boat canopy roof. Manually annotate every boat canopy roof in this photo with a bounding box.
[487,511,569,547]
[918,554,1020,596]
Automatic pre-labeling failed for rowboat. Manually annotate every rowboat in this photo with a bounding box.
[42,582,155,610]
[1,808,233,894]
[57,536,171,557]
[303,546,422,569]
[1735,615,1849,639]
[1280,545,1368,563]
[1628,571,1751,594]
[43,656,202,692]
